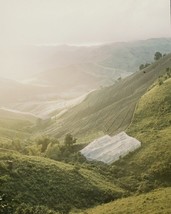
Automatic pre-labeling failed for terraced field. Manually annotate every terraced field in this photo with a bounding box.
[44,54,171,142]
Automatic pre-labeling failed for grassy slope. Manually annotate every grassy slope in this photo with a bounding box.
[44,54,171,142]
[99,77,171,196]
[0,109,36,148]
[124,78,171,184]
[0,150,123,214]
[79,187,171,214]
[76,70,171,214]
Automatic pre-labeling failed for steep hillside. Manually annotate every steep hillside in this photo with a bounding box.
[102,77,171,194]
[75,73,171,214]
[0,150,123,214]
[79,188,171,214]
[124,77,171,182]
[44,53,171,142]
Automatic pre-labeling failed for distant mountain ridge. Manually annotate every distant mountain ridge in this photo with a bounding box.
[1,38,171,119]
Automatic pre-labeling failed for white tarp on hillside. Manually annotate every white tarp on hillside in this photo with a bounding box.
[80,132,141,164]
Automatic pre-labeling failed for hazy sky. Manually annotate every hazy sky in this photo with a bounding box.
[0,0,170,45]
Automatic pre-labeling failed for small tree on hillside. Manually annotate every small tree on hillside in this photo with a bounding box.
[139,64,145,70]
[64,133,77,147]
[37,137,51,153]
[154,52,162,61]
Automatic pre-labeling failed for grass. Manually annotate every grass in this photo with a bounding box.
[78,187,171,214]
[72,78,171,213]
[126,78,171,176]
[0,150,123,214]
[0,109,37,149]
[103,77,171,194]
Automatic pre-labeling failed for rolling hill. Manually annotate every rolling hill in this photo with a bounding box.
[0,150,123,214]
[44,53,171,142]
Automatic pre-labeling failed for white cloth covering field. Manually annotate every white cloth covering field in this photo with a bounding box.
[80,132,141,164]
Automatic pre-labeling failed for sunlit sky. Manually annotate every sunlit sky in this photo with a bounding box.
[0,0,170,45]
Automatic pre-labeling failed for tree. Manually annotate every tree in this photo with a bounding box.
[37,137,51,153]
[139,64,145,70]
[64,133,77,147]
[154,52,162,60]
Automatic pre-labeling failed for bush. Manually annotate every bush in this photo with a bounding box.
[154,52,162,60]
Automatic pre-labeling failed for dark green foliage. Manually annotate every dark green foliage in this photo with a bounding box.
[157,68,171,86]
[37,137,51,153]
[158,78,163,85]
[139,64,145,70]
[139,63,150,70]
[49,144,86,163]
[0,194,14,214]
[154,51,162,60]
[64,133,77,147]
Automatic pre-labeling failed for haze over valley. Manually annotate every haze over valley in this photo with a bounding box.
[1,38,171,119]
[0,0,171,213]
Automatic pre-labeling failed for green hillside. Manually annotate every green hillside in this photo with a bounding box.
[1,71,170,214]
[0,50,170,214]
[0,109,37,149]
[100,77,171,195]
[0,150,123,214]
[79,187,171,214]
[44,54,171,142]
[124,78,171,185]
[73,68,171,214]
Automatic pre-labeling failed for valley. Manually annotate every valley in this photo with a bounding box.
[0,38,171,214]
[1,38,171,120]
